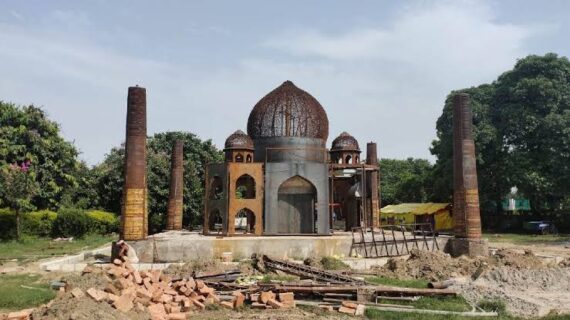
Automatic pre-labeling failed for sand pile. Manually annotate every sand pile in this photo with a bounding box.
[456,267,570,317]
[373,248,548,281]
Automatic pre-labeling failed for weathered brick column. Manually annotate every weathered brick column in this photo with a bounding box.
[449,93,487,256]
[366,142,380,228]
[120,86,148,241]
[166,140,184,230]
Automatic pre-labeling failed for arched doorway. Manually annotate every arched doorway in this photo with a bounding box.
[235,208,255,234]
[277,175,316,233]
[208,209,223,233]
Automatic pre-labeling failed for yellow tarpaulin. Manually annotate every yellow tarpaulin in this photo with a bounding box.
[380,203,453,231]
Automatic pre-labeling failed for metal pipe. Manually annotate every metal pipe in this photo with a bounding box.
[121,86,148,241]
[166,140,184,230]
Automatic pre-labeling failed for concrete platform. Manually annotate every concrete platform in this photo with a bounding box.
[130,230,354,263]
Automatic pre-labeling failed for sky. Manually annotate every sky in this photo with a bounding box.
[0,0,568,166]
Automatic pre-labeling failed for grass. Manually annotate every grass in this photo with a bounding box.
[0,234,115,264]
[260,274,299,283]
[320,256,350,270]
[365,276,430,289]
[0,274,56,311]
[484,232,570,245]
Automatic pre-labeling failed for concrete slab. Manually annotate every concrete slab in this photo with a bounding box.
[130,230,354,263]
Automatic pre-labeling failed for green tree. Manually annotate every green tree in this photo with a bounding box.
[0,102,81,210]
[93,131,222,233]
[0,161,40,239]
[431,53,570,217]
[380,158,433,205]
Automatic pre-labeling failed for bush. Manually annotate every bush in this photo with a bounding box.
[0,208,16,240]
[23,210,57,237]
[86,210,119,234]
[52,208,91,238]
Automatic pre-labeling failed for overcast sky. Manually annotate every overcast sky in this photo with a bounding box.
[0,0,568,165]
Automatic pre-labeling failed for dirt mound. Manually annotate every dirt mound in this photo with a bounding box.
[373,248,548,281]
[373,249,485,281]
[492,249,544,269]
[163,259,230,278]
[32,292,148,320]
[456,267,570,317]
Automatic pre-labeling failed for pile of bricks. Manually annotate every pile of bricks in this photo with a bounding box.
[319,301,366,316]
[79,257,249,319]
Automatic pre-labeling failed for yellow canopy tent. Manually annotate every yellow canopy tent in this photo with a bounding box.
[380,203,453,231]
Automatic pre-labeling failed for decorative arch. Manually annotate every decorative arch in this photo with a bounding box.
[277,175,317,233]
[345,154,352,164]
[246,154,252,163]
[235,174,256,199]
[235,208,256,234]
[208,208,222,233]
[209,176,223,200]
[235,153,244,162]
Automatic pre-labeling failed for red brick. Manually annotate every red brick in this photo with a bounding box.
[259,291,275,304]
[71,288,84,298]
[167,313,186,320]
[148,303,167,320]
[232,291,244,308]
[278,292,294,302]
[191,299,205,310]
[341,301,358,309]
[267,299,283,309]
[113,258,123,266]
[338,306,356,315]
[220,301,234,309]
[114,294,135,312]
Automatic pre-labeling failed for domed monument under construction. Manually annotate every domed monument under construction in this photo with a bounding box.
[203,81,381,236]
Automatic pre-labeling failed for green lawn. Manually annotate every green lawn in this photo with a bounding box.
[0,234,115,264]
[484,232,570,245]
[365,276,430,289]
[0,274,56,311]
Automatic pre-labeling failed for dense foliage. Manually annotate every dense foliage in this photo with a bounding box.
[380,158,433,205]
[91,132,222,233]
[431,53,570,217]
[0,103,83,209]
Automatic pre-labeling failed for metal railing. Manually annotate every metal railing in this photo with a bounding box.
[350,223,440,258]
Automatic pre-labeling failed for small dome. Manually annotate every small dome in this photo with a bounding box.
[331,132,360,152]
[224,130,254,150]
[247,81,329,140]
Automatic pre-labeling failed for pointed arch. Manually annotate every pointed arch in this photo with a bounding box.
[277,175,317,233]
[235,208,256,234]
[235,174,256,199]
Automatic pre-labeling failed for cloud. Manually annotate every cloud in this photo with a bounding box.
[0,1,550,165]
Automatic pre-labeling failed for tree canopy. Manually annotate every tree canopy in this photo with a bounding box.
[380,158,433,206]
[431,53,570,214]
[0,102,82,210]
[92,132,222,233]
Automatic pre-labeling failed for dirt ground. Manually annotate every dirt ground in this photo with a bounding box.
[371,246,570,318]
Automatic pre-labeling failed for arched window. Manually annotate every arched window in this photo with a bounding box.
[209,176,223,200]
[345,154,352,164]
[235,153,244,162]
[209,209,222,233]
[355,155,360,163]
[246,154,252,163]
[235,174,256,199]
[235,208,255,234]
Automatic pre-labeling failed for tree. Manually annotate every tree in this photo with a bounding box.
[0,102,82,210]
[380,158,433,205]
[431,53,570,217]
[93,131,222,233]
[0,161,39,239]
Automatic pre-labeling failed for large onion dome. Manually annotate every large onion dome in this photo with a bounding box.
[224,130,254,151]
[247,81,329,141]
[331,132,360,152]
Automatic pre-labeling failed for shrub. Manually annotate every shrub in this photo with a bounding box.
[86,210,119,234]
[23,210,57,237]
[0,208,16,240]
[52,208,91,238]
[320,256,350,270]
